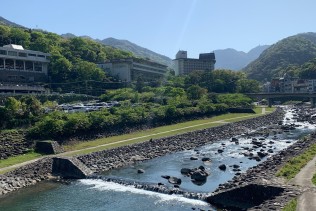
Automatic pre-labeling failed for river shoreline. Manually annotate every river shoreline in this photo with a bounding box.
[1,106,314,210]
[0,108,283,196]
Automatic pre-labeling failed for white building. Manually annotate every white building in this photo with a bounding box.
[0,44,50,94]
[98,58,167,82]
[173,50,216,76]
[0,44,50,83]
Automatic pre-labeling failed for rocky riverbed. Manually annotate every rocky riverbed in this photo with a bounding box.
[0,108,284,197]
[1,106,315,211]
[77,108,285,173]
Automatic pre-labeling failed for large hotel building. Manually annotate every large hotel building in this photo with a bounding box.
[0,44,50,94]
[98,58,168,83]
[173,50,216,75]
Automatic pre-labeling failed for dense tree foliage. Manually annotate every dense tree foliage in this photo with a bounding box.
[0,25,133,84]
[243,33,316,82]
[0,25,261,140]
[298,58,316,79]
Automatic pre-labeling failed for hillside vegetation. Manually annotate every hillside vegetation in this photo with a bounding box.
[243,33,316,81]
[0,24,133,84]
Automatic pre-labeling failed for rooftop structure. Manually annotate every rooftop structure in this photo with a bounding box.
[173,50,216,75]
[98,58,168,83]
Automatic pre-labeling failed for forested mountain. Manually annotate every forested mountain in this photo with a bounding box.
[0,16,25,28]
[0,24,133,84]
[101,37,173,67]
[243,32,316,82]
[214,45,269,70]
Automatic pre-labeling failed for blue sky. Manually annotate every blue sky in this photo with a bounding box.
[1,0,316,58]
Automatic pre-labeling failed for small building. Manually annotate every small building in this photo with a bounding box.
[98,58,168,83]
[0,44,50,94]
[173,50,216,76]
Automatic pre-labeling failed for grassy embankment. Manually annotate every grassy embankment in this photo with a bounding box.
[312,165,316,185]
[282,198,297,211]
[64,107,275,156]
[276,142,316,180]
[0,106,275,173]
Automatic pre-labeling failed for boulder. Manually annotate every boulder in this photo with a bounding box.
[219,164,226,171]
[137,169,145,174]
[232,137,238,142]
[161,175,170,179]
[180,168,192,175]
[201,157,211,162]
[191,170,208,181]
[168,176,182,185]
[190,156,198,160]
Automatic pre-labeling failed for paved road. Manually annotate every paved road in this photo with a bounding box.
[289,156,316,211]
[0,108,268,173]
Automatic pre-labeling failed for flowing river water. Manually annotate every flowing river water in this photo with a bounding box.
[0,107,315,211]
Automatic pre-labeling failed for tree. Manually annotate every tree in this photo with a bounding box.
[10,28,31,47]
[20,96,43,116]
[237,79,261,93]
[72,60,105,81]
[135,76,145,93]
[5,97,21,116]
[186,85,207,100]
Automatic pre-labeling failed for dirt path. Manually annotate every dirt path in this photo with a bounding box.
[262,107,266,114]
[0,109,268,173]
[289,156,316,211]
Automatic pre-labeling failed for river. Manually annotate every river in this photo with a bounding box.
[0,107,314,211]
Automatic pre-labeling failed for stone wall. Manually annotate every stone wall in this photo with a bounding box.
[0,130,32,159]
[0,158,53,195]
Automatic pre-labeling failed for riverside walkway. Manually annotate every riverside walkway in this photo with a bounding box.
[290,156,316,211]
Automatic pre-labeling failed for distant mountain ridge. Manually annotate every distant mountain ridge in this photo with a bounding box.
[0,16,25,28]
[214,45,269,70]
[243,32,316,82]
[0,16,268,71]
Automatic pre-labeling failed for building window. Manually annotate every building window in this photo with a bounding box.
[25,61,33,71]
[0,58,4,69]
[34,62,42,72]
[28,53,36,57]
[16,60,24,70]
[5,59,14,69]
[8,51,17,56]
[18,52,27,57]
[37,54,45,58]
[0,50,7,55]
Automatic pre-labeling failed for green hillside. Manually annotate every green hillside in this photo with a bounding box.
[0,24,133,84]
[243,33,316,81]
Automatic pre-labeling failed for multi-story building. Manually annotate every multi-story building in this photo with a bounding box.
[173,50,216,76]
[98,58,167,83]
[267,73,316,93]
[0,44,50,94]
